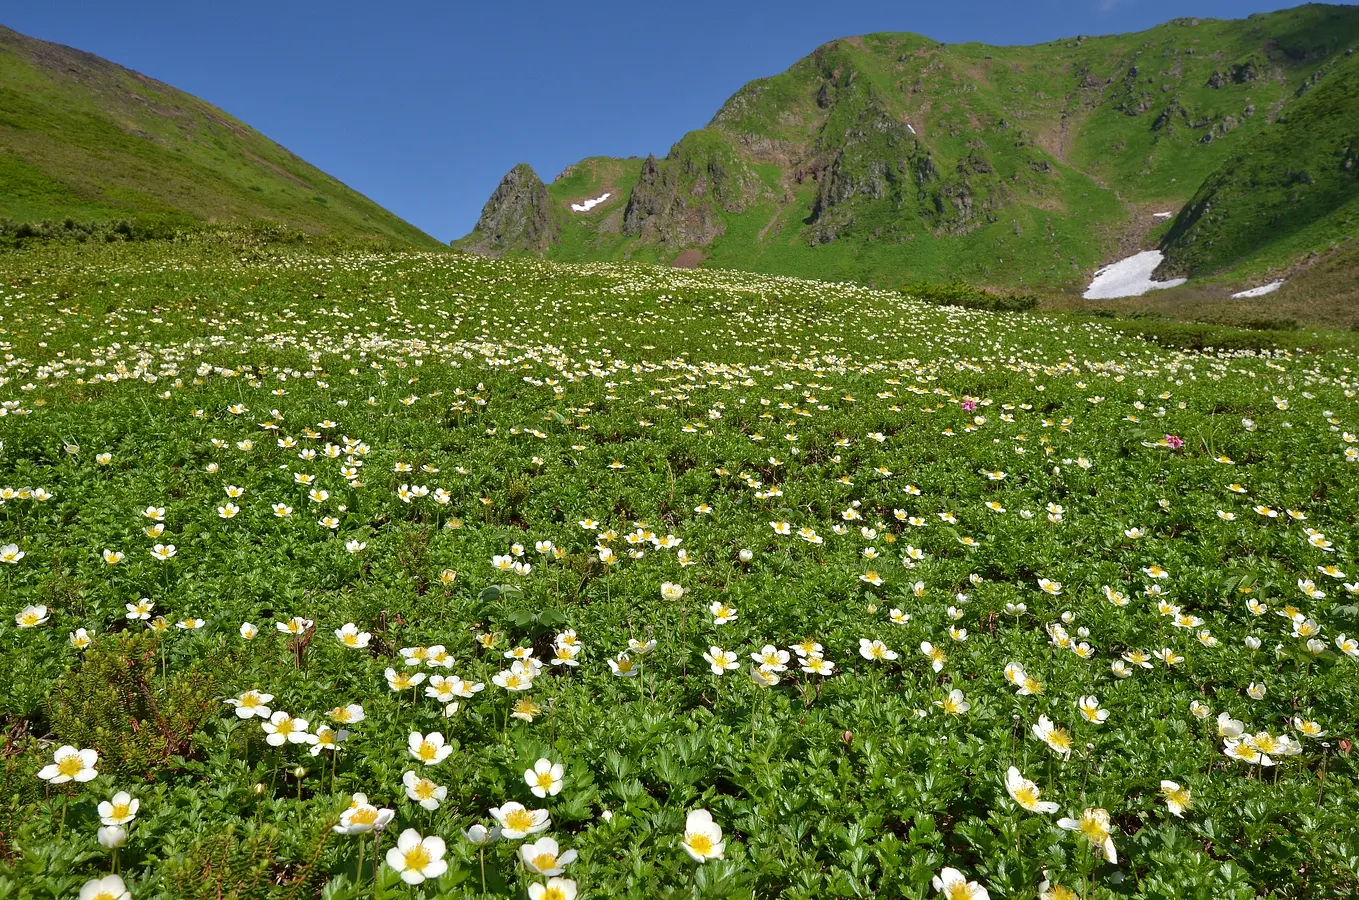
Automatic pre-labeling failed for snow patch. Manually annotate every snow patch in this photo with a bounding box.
[570,192,611,213]
[1231,281,1285,299]
[1083,251,1187,299]
[1152,211,1175,220]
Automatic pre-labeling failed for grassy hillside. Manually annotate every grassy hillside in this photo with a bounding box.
[463,4,1359,291]
[1158,46,1359,276]
[0,25,438,247]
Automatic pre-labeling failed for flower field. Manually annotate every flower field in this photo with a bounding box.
[1,237,1357,899]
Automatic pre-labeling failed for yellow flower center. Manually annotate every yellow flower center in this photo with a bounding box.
[1079,817,1109,843]
[57,755,84,777]
[1014,785,1038,808]
[414,780,436,799]
[275,717,294,734]
[542,889,567,900]
[350,808,378,825]
[945,883,973,900]
[531,852,558,871]
[402,845,431,871]
[417,742,437,760]
[503,809,535,831]
[687,833,714,855]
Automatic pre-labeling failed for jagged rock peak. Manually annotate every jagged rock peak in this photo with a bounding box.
[465,163,559,254]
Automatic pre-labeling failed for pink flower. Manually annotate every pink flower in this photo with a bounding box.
[1165,434,1184,449]
[961,399,977,412]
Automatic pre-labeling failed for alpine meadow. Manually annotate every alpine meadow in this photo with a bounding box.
[2,5,1359,900]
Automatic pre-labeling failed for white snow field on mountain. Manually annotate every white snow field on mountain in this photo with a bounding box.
[1083,251,1188,299]
[570,193,610,213]
[1231,281,1286,298]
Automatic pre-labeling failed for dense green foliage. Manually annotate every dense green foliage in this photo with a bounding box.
[1,235,1357,898]
[0,26,438,248]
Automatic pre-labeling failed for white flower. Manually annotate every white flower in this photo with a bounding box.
[261,711,309,746]
[680,808,725,862]
[525,758,565,798]
[97,791,139,826]
[521,836,578,875]
[858,638,898,662]
[385,828,448,884]
[1057,807,1118,863]
[408,731,453,766]
[1076,696,1109,725]
[335,622,371,648]
[1160,780,1192,817]
[403,770,448,810]
[276,616,313,635]
[489,801,551,839]
[702,646,740,674]
[37,745,98,783]
[1005,766,1058,813]
[15,604,48,628]
[333,795,394,834]
[528,878,578,900]
[932,867,989,900]
[78,875,130,900]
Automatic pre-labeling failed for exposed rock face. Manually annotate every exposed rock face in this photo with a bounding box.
[805,93,1006,243]
[461,163,558,254]
[621,137,763,247]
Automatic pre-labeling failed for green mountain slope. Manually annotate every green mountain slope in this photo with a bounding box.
[0,25,437,246]
[460,4,1359,289]
[1158,46,1359,276]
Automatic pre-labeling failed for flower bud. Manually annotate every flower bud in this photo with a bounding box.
[98,825,127,849]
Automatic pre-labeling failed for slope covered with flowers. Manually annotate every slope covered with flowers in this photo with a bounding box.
[0,238,1356,899]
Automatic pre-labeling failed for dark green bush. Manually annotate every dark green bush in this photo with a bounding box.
[45,631,218,778]
[902,280,1040,312]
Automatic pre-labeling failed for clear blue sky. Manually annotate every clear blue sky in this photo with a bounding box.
[3,1,1329,241]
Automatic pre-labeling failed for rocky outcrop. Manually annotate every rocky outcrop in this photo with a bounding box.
[805,93,1006,242]
[458,163,558,255]
[620,135,763,247]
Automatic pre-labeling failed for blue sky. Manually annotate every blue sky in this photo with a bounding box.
[4,1,1332,241]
